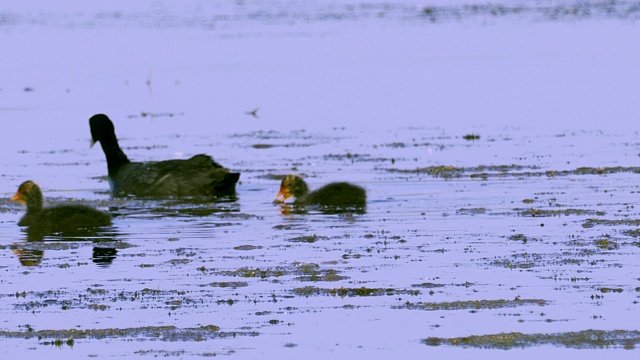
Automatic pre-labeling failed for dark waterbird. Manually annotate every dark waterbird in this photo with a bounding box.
[89,114,240,197]
[274,175,366,208]
[11,180,112,233]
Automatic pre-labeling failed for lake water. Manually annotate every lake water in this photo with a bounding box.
[1,0,639,359]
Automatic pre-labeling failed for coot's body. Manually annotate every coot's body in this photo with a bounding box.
[89,114,239,198]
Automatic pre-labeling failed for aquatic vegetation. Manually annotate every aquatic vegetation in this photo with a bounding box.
[622,229,640,238]
[420,1,640,23]
[252,144,276,149]
[293,286,420,298]
[287,234,330,243]
[547,166,640,176]
[518,208,605,217]
[508,234,534,243]
[487,248,604,270]
[201,281,249,289]
[423,329,640,349]
[387,164,537,179]
[456,208,487,215]
[323,153,389,163]
[0,325,258,343]
[595,238,619,250]
[410,282,447,289]
[388,165,465,179]
[599,287,623,294]
[387,165,640,180]
[294,269,347,282]
[397,298,546,311]
[233,245,263,251]
[291,263,347,282]
[217,262,347,283]
[583,218,640,229]
[226,267,287,279]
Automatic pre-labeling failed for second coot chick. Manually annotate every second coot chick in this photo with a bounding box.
[274,175,366,208]
[89,114,240,198]
[11,180,112,233]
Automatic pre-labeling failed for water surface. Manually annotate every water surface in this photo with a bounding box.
[1,1,639,359]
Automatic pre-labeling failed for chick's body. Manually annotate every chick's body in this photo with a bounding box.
[303,182,367,207]
[275,175,366,207]
[12,181,111,232]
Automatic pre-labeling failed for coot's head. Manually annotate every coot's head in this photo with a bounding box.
[89,114,117,146]
[274,175,309,203]
[11,180,44,211]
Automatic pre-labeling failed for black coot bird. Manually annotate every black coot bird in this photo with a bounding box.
[274,175,366,208]
[89,114,240,197]
[11,180,112,232]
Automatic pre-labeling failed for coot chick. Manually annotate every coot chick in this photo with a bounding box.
[274,175,366,208]
[11,181,112,233]
[89,114,240,197]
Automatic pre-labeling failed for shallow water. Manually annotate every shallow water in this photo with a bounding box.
[1,1,640,359]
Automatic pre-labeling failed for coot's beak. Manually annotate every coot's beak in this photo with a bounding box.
[10,192,24,203]
[90,138,97,148]
[274,187,291,203]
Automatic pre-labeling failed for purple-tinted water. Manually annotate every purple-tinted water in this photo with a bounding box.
[1,1,639,359]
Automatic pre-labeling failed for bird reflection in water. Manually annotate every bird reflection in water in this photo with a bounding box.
[12,247,44,267]
[12,227,119,267]
[92,246,118,266]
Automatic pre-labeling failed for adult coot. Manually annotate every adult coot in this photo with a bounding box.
[274,175,366,208]
[11,180,112,233]
[89,114,240,197]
